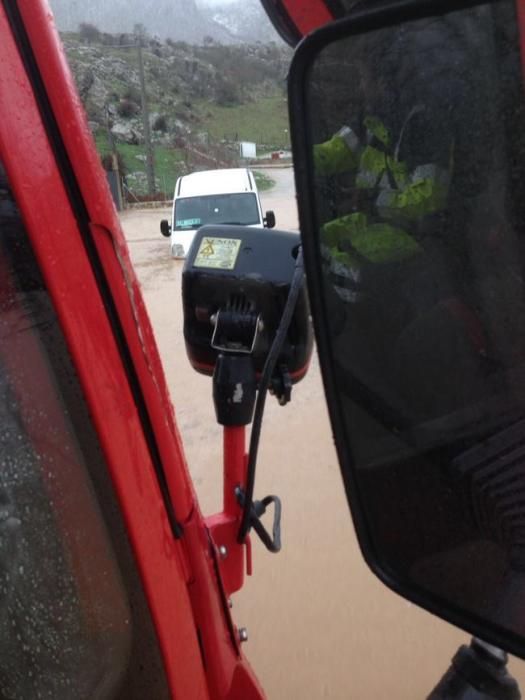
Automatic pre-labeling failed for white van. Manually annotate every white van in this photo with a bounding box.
[160,168,275,258]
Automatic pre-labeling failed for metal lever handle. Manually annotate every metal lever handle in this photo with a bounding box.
[236,488,282,553]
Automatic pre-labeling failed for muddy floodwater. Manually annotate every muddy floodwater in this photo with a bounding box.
[120,167,525,699]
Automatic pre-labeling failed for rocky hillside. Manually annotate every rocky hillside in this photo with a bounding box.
[64,30,290,146]
[62,30,291,196]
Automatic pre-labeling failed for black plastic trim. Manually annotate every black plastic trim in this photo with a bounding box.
[2,0,183,538]
[259,0,303,46]
[324,0,346,18]
[287,0,525,658]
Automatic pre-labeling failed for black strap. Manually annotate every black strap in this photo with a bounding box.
[236,488,282,553]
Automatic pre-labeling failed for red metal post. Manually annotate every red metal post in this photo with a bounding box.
[223,426,247,515]
[205,425,251,597]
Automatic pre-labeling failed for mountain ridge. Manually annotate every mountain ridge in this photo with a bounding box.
[49,0,280,44]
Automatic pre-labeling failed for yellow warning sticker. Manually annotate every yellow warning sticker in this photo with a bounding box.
[194,237,242,270]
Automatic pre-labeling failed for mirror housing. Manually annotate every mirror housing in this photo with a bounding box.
[288,0,525,657]
[160,219,171,237]
[263,210,276,229]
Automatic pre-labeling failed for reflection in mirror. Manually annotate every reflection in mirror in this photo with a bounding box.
[306,0,525,649]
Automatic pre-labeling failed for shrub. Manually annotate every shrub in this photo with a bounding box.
[152,115,168,132]
[215,79,241,107]
[101,151,126,176]
[123,86,141,103]
[117,99,139,118]
[79,23,101,44]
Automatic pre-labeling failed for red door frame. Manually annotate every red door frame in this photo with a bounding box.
[0,2,264,698]
[9,1,524,696]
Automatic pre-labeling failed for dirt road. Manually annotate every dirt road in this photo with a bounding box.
[119,168,525,699]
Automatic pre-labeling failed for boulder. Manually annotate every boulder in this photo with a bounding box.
[111,120,141,145]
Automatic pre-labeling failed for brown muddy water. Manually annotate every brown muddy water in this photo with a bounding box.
[120,170,525,698]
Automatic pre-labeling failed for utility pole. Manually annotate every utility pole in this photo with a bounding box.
[136,34,155,196]
[105,104,124,210]
[105,103,116,155]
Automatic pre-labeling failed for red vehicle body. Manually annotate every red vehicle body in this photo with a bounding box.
[2,1,525,698]
[0,0,293,696]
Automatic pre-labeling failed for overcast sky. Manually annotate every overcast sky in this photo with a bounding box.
[198,0,239,5]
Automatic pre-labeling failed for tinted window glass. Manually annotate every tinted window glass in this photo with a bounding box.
[175,192,260,228]
[0,163,170,698]
[306,1,525,646]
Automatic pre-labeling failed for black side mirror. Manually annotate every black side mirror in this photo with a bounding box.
[263,210,276,229]
[160,219,171,237]
[289,0,525,657]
